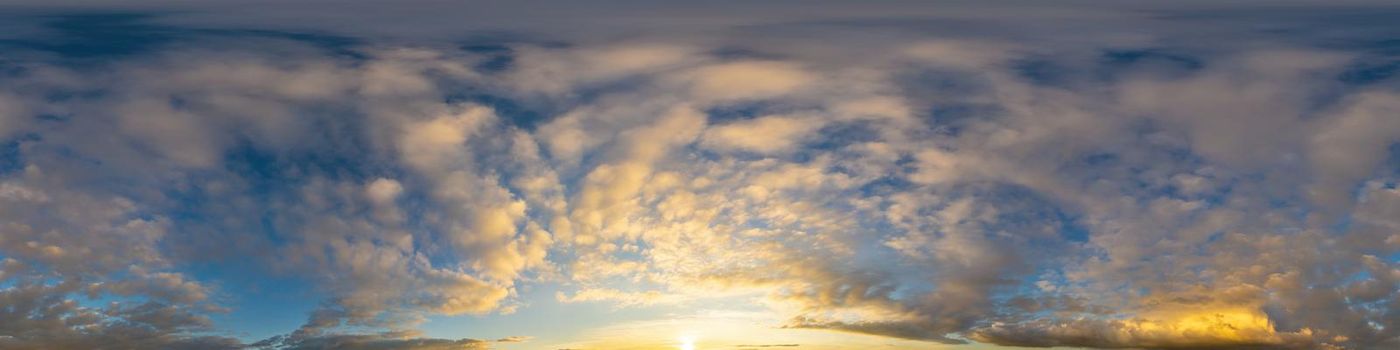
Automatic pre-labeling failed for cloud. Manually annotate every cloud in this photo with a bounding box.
[253,331,494,350]
[0,93,28,139]
[0,266,240,350]
[556,287,690,307]
[968,308,1319,349]
[682,61,815,102]
[1305,92,1400,215]
[700,115,825,154]
[2,3,1400,350]
[506,44,698,94]
[496,335,531,343]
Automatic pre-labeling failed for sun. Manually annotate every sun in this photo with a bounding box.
[678,335,696,350]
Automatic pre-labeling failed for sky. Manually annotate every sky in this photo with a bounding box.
[1,1,1400,349]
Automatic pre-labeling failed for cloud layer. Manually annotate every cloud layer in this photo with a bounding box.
[2,2,1400,349]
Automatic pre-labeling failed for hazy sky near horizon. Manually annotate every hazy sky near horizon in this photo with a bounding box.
[3,1,1400,349]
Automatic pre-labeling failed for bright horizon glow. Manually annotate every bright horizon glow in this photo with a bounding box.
[678,335,697,350]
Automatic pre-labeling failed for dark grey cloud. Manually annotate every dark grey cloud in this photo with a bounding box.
[251,331,496,350]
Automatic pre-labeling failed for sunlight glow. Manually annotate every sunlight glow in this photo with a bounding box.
[678,335,696,350]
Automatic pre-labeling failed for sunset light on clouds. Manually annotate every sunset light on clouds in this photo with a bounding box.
[2,1,1400,349]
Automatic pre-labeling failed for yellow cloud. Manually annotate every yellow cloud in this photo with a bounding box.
[685,61,814,102]
[970,307,1320,349]
[701,115,824,154]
